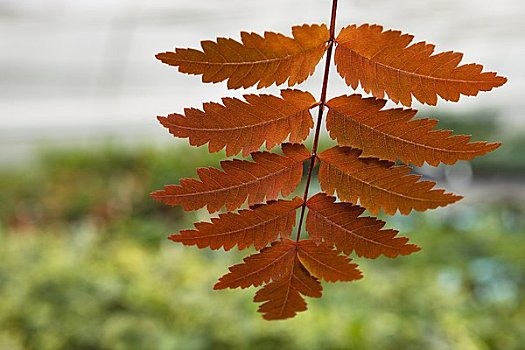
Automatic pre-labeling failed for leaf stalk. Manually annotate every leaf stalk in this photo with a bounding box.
[295,0,338,241]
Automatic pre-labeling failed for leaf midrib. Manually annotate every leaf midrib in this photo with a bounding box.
[165,109,310,132]
[175,44,326,66]
[162,157,304,199]
[337,44,492,85]
[310,209,397,250]
[331,108,489,155]
[179,205,300,239]
[321,159,447,203]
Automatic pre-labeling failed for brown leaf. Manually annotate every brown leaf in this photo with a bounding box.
[297,240,363,282]
[170,197,303,251]
[159,90,316,157]
[254,253,322,320]
[214,239,297,290]
[306,193,420,258]
[218,238,359,320]
[326,94,500,166]
[157,24,329,89]
[334,24,507,106]
[317,146,462,215]
[151,143,310,213]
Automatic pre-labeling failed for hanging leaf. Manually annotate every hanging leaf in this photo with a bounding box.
[334,24,507,106]
[296,240,362,282]
[254,252,322,320]
[157,24,330,89]
[151,144,310,213]
[217,238,360,319]
[326,94,500,166]
[317,146,462,215]
[214,239,297,290]
[171,197,303,251]
[159,90,316,157]
[306,193,420,258]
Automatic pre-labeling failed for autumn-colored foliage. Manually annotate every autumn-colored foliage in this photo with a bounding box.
[151,143,309,212]
[156,24,329,89]
[306,193,420,258]
[153,0,506,320]
[317,146,462,215]
[325,94,501,166]
[334,24,506,106]
[158,90,315,157]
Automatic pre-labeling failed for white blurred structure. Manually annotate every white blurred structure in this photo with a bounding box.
[0,0,523,162]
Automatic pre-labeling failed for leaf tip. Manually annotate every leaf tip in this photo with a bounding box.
[490,141,503,151]
[212,281,226,290]
[149,189,164,200]
[167,233,182,243]
[155,51,173,64]
[495,75,508,87]
[450,194,464,204]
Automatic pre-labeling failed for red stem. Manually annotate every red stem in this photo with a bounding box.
[296,0,338,241]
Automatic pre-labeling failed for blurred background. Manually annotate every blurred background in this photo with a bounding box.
[0,0,524,349]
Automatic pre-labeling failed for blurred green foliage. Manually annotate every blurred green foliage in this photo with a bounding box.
[0,141,524,350]
[0,144,224,247]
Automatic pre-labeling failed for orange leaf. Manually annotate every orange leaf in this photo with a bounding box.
[317,146,462,215]
[334,24,507,106]
[214,239,297,290]
[217,238,360,320]
[326,94,500,166]
[159,90,316,157]
[151,143,310,213]
[170,197,303,251]
[306,193,420,258]
[157,24,329,89]
[254,253,322,320]
[297,240,362,282]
